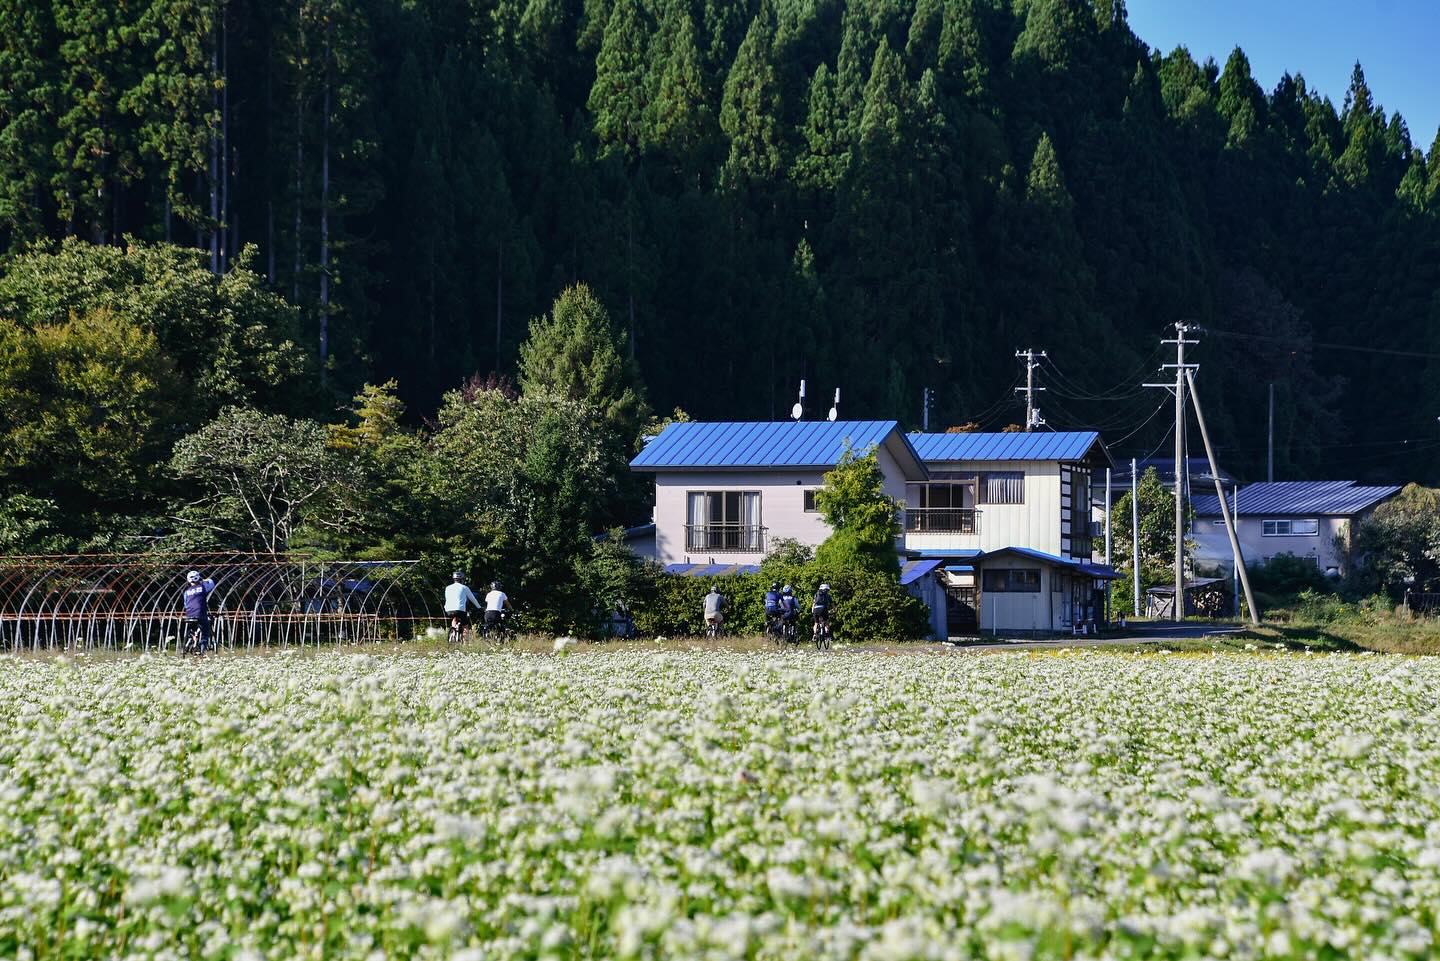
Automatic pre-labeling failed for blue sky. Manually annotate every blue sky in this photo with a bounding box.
[1126,1,1439,153]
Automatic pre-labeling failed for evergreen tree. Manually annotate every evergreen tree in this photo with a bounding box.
[796,64,846,192]
[1338,62,1387,188]
[0,0,60,245]
[937,0,991,103]
[517,283,648,445]
[587,0,650,160]
[646,0,716,171]
[1217,47,1264,148]
[719,2,785,192]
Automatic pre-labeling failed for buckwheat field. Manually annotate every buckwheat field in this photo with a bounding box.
[2,650,1438,961]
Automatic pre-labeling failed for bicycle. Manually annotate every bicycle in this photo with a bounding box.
[481,612,515,646]
[446,613,472,645]
[705,617,722,639]
[765,614,784,646]
[812,615,833,651]
[780,617,799,645]
[181,619,211,655]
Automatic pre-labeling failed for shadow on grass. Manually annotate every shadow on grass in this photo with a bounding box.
[1237,625,1368,653]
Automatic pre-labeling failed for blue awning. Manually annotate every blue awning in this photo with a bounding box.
[943,565,974,573]
[899,558,943,586]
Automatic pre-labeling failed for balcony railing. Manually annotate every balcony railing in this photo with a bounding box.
[904,508,980,534]
[685,524,767,553]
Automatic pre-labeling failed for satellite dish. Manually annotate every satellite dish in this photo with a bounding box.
[827,388,840,422]
[791,402,804,420]
[827,407,838,422]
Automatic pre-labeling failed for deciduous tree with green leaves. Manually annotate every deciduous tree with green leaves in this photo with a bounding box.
[813,445,902,578]
[1110,467,1193,616]
[1354,484,1440,595]
[0,308,180,509]
[169,406,362,552]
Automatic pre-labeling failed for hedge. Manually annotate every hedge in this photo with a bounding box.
[631,561,930,641]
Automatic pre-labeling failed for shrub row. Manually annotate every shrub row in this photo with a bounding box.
[632,562,930,641]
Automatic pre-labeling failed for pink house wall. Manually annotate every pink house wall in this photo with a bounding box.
[649,445,913,566]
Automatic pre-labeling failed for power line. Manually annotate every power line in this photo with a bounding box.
[1040,345,1164,402]
[1107,396,1172,447]
[1212,436,1440,452]
[1208,328,1440,361]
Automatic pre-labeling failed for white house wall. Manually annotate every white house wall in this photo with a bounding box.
[903,460,1062,555]
[650,445,912,566]
[976,561,1054,633]
[1190,515,1353,576]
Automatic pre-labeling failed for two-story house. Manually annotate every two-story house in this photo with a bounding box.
[629,420,928,566]
[629,421,1119,638]
[903,431,1116,635]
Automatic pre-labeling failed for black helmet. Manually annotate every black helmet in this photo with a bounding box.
[452,571,465,581]
[770,582,780,592]
[490,581,500,591]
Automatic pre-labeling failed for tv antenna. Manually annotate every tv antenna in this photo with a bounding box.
[790,379,806,420]
[827,388,840,422]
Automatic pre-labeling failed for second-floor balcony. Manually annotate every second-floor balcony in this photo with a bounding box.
[904,508,980,535]
[686,524,767,554]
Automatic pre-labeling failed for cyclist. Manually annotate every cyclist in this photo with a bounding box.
[812,583,834,640]
[763,582,783,637]
[483,580,510,635]
[182,570,216,653]
[444,571,481,638]
[778,584,801,640]
[703,584,727,635]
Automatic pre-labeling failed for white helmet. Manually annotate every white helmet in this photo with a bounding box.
[819,583,830,592]
[186,570,201,583]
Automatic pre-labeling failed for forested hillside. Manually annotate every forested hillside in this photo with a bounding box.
[2,0,1438,484]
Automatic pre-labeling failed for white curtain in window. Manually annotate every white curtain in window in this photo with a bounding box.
[688,493,706,528]
[984,472,1024,504]
[741,492,760,529]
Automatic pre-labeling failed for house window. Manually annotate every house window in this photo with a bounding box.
[1262,519,1319,536]
[982,569,1041,593]
[803,490,818,512]
[981,472,1025,505]
[686,491,763,552]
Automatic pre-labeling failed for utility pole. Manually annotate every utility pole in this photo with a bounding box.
[1014,348,1047,431]
[1131,457,1140,615]
[922,387,931,432]
[1185,368,1260,625]
[1104,467,1113,624]
[1146,322,1198,619]
[1230,482,1240,619]
[1267,382,1275,483]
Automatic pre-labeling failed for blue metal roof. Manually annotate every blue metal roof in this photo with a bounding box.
[899,558,943,586]
[1191,482,1401,517]
[972,546,1122,580]
[908,431,1110,466]
[631,420,926,476]
[985,546,1078,567]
